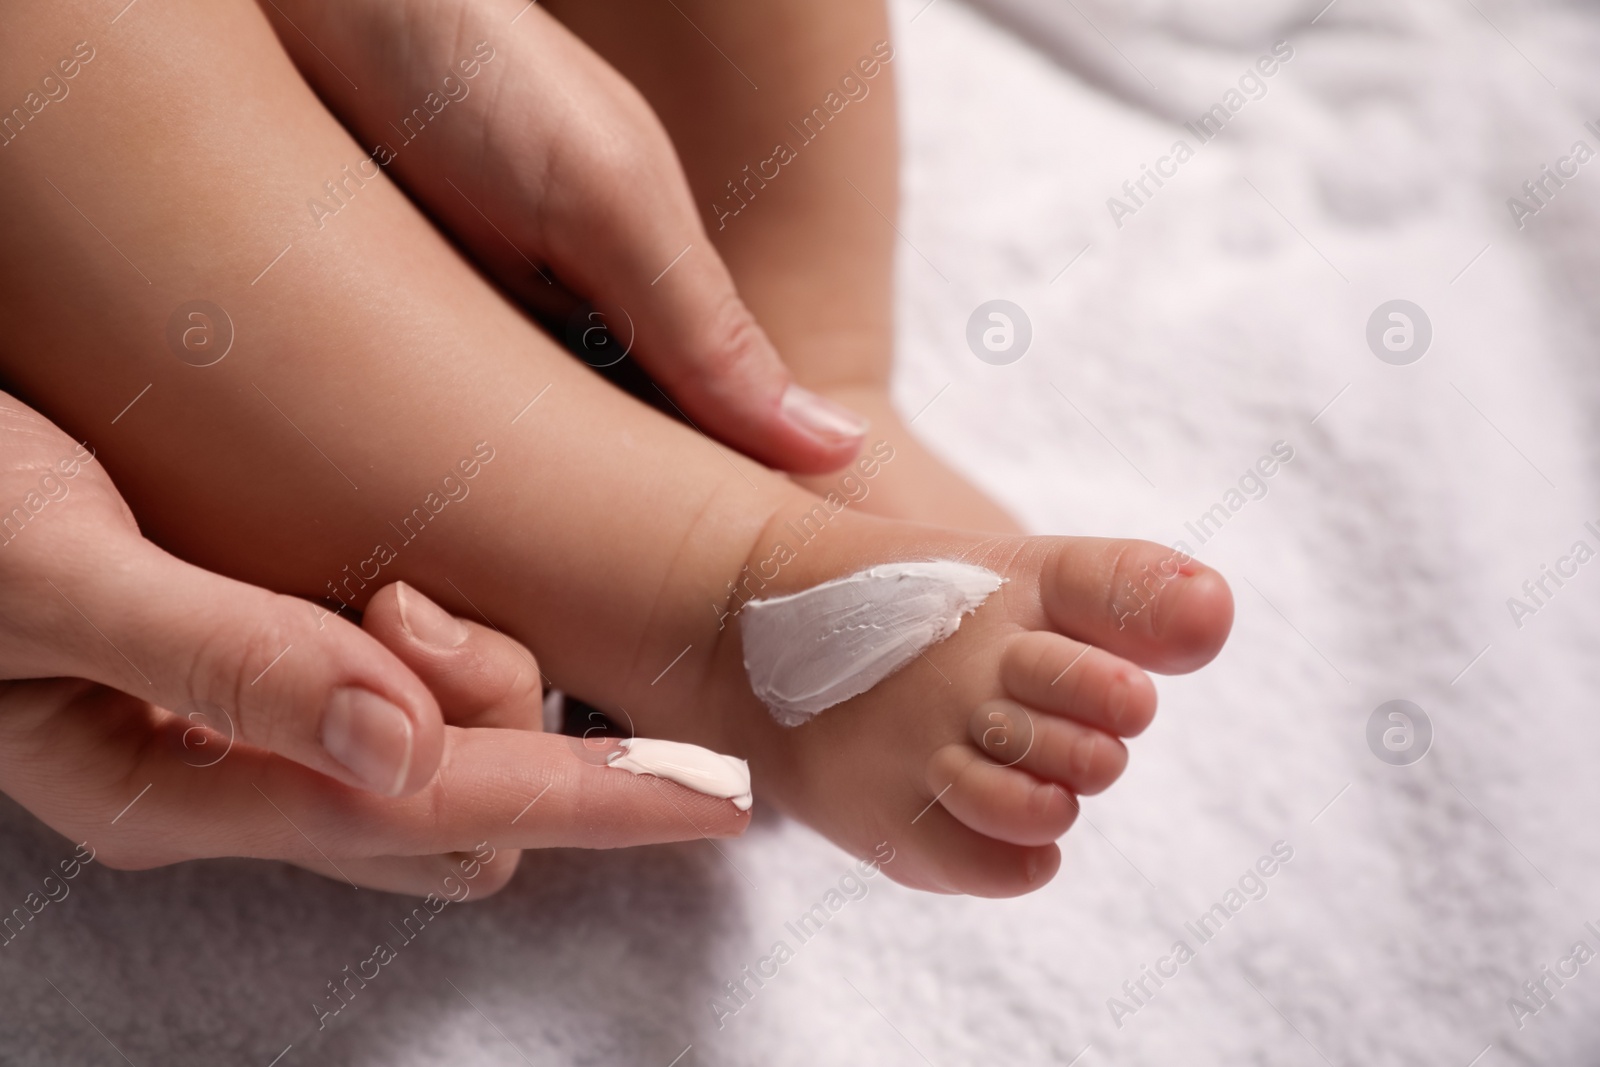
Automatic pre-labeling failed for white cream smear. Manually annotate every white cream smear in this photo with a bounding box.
[606,737,753,811]
[740,561,1005,726]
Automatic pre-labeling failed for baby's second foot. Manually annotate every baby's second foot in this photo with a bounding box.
[794,385,1024,534]
[706,515,1231,896]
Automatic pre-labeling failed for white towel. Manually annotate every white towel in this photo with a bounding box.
[6,1,1600,1063]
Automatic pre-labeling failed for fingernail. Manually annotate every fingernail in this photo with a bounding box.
[322,687,415,795]
[780,384,868,444]
[396,582,468,648]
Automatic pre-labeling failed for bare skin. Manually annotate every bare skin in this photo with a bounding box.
[262,0,1019,531]
[0,0,1230,895]
[540,0,1023,532]
[0,395,745,897]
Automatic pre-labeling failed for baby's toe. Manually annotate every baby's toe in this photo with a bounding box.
[1040,536,1233,673]
[897,805,1062,898]
[1001,631,1156,737]
[970,699,1128,796]
[927,742,1079,847]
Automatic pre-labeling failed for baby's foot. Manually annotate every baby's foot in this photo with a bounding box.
[794,385,1024,534]
[708,515,1230,896]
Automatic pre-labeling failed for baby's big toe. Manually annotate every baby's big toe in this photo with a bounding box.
[1041,537,1234,674]
[1153,562,1233,671]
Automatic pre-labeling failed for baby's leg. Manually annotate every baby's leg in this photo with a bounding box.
[0,0,1230,895]
[0,0,780,749]
[544,0,1023,532]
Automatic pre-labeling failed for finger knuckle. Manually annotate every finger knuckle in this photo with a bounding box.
[696,296,764,378]
[187,610,300,752]
[476,642,542,720]
[557,93,672,199]
[972,698,1023,758]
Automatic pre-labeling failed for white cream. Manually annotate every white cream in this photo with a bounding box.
[740,561,1005,726]
[606,737,752,811]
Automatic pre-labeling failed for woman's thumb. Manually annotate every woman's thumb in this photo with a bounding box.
[45,540,445,796]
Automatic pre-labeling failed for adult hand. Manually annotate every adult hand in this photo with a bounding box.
[259,0,869,475]
[0,392,747,897]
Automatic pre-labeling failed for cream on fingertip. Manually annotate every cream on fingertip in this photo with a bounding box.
[606,737,752,811]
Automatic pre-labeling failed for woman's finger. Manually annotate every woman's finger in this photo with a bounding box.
[0,686,748,881]
[33,538,447,799]
[232,728,750,858]
[360,583,545,732]
[257,0,867,475]
[502,14,869,473]
[292,846,524,899]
